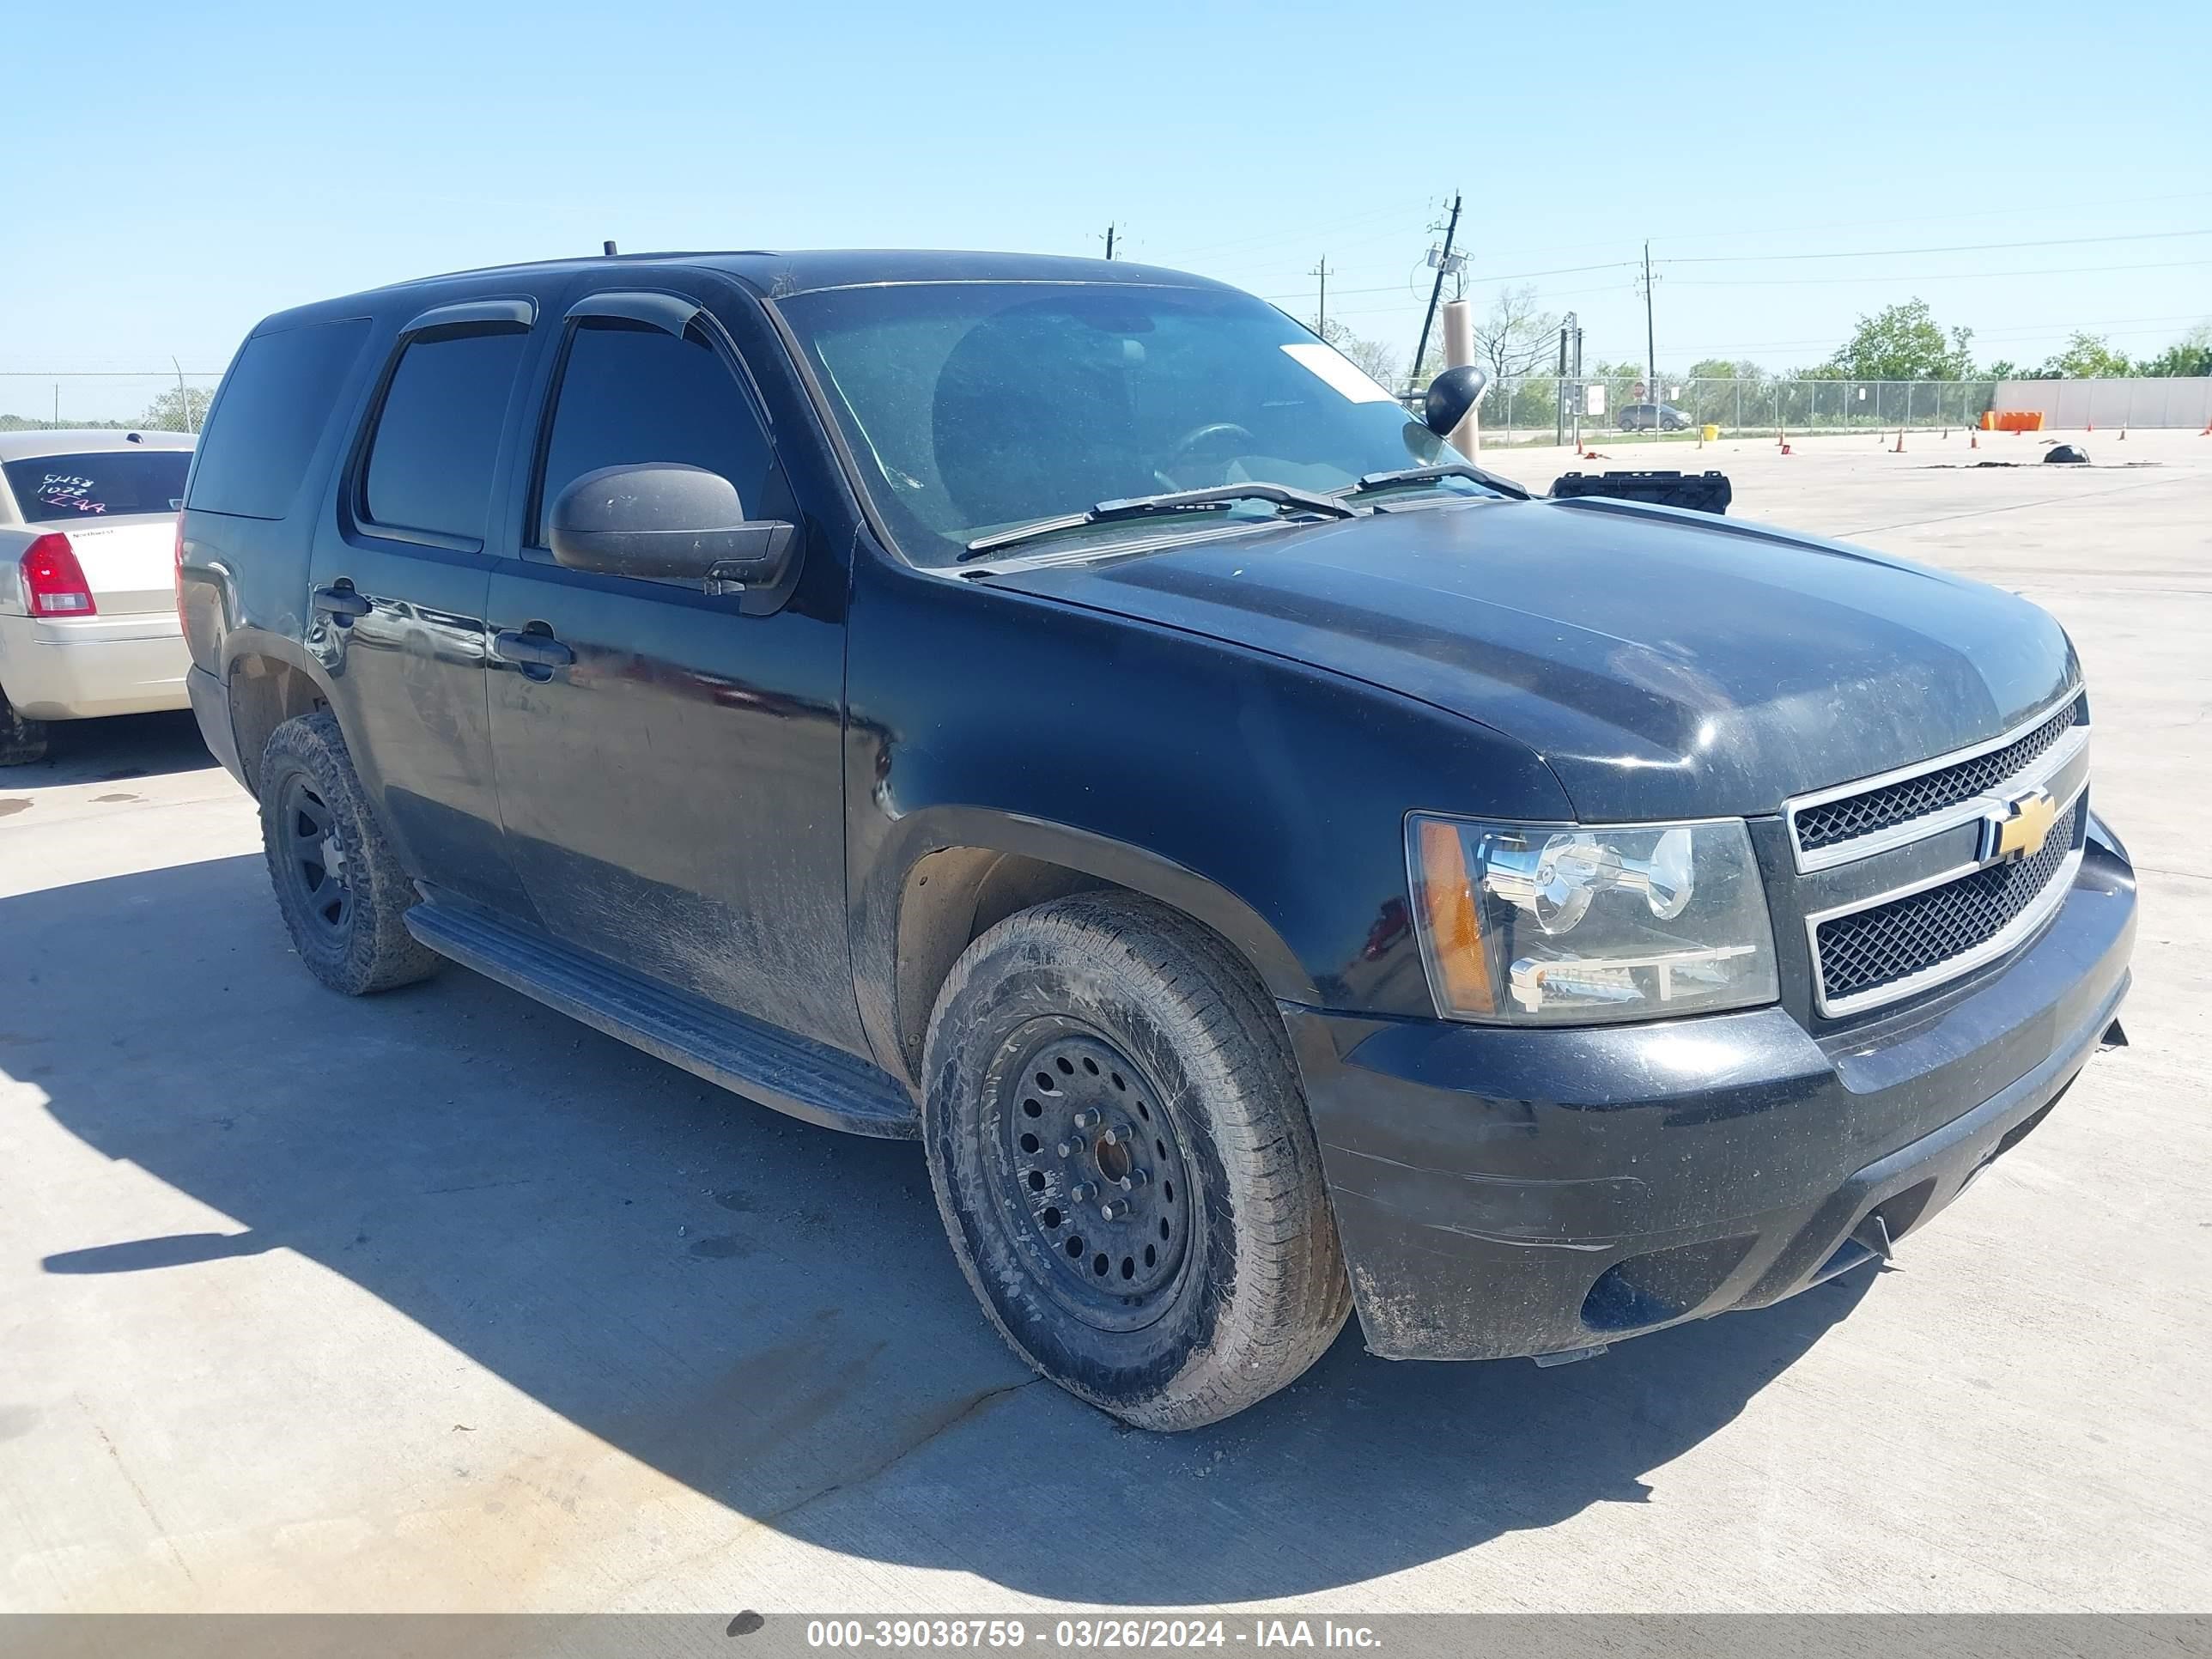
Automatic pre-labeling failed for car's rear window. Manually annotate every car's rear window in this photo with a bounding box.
[4,450,191,524]
[189,316,373,520]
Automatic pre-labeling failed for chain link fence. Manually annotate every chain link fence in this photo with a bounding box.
[1467,376,2008,447]
[0,372,226,434]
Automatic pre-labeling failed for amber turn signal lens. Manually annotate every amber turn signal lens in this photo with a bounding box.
[1414,817,1495,1017]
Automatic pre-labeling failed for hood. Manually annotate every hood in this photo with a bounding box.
[988,496,2078,821]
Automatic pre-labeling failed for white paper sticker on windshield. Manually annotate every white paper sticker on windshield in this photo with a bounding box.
[1280,342,1396,404]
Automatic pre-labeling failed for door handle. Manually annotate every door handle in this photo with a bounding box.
[493,629,574,672]
[311,583,371,622]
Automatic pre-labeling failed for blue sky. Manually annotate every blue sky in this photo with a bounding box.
[6,0,2209,417]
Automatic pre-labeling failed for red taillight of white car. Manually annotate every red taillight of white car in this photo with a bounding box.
[21,533,97,617]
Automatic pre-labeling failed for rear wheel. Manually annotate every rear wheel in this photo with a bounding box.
[922,892,1351,1431]
[258,710,440,995]
[0,686,49,766]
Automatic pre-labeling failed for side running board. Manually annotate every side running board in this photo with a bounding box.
[404,899,919,1139]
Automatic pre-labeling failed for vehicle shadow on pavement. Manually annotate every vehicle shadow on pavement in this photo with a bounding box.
[9,854,1872,1604]
[2,709,210,788]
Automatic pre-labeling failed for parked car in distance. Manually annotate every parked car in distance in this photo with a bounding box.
[179,251,2134,1430]
[1618,401,1695,432]
[1,428,195,763]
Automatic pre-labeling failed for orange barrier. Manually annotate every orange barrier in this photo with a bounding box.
[1982,410,2045,433]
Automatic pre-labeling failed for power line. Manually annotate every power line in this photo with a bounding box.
[1669,256,2212,287]
[1257,258,1630,303]
[1670,312,2212,356]
[1645,188,2212,252]
[1658,227,2212,266]
[1141,198,1420,264]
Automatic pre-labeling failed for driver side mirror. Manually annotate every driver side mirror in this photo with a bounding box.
[549,463,795,595]
[1422,365,1489,438]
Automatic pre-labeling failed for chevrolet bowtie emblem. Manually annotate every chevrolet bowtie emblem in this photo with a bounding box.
[1982,787,2058,864]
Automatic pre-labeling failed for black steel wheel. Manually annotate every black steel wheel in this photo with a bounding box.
[276,772,355,942]
[258,709,441,996]
[923,891,1352,1431]
[984,1021,1193,1333]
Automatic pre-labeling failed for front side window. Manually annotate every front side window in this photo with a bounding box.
[776,281,1469,565]
[362,325,529,542]
[6,450,191,523]
[533,317,788,546]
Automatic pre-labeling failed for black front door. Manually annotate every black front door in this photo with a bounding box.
[484,284,863,1055]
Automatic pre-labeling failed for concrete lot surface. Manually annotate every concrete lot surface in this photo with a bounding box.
[3,430,2208,1613]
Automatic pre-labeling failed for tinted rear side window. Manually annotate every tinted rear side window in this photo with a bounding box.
[535,319,788,544]
[189,317,371,520]
[362,326,529,543]
[5,451,191,523]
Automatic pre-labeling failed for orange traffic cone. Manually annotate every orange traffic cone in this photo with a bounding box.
[2119,423,2128,441]
[1893,428,1905,453]
[2087,417,2094,432]
[1970,428,1979,449]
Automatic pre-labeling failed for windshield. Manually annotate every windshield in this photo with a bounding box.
[776,282,1472,565]
[4,449,191,524]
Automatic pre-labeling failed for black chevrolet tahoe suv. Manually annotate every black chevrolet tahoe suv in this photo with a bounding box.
[178,250,2136,1429]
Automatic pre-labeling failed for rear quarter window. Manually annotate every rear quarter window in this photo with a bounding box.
[4,450,191,523]
[189,317,373,520]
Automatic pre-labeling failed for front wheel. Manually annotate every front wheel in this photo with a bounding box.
[922,892,1351,1431]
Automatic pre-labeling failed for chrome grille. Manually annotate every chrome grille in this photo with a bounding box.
[1813,798,2084,1011]
[1794,702,2078,856]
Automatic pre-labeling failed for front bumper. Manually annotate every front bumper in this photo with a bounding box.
[1287,818,2136,1361]
[0,611,189,720]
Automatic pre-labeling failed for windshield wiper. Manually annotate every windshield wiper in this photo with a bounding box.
[1335,463,1528,501]
[960,483,1363,561]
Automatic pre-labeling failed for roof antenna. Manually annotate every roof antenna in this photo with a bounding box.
[603,240,617,256]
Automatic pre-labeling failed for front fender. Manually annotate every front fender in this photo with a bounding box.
[843,553,1574,1075]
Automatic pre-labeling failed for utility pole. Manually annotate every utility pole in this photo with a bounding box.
[1311,256,1329,337]
[1555,318,1570,446]
[1411,191,1463,394]
[1566,313,1585,453]
[1640,240,1658,409]
[1103,223,1116,260]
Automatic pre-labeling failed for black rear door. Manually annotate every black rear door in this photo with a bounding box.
[483,281,863,1054]
[304,295,547,918]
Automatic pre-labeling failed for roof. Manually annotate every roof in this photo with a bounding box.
[0,428,196,461]
[255,249,1236,334]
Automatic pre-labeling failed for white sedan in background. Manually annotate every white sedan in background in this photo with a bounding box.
[0,428,194,763]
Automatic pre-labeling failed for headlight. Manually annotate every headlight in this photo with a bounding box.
[1406,814,1779,1024]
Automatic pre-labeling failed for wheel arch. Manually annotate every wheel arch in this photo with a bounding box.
[861,806,1316,1085]
[219,630,337,797]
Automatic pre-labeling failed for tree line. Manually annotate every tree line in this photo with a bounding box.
[1355,291,2212,395]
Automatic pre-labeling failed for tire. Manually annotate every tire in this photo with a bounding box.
[258,709,440,996]
[922,891,1352,1431]
[0,686,49,766]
